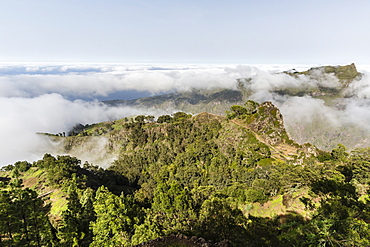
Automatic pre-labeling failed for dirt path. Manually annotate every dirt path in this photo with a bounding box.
[230,119,299,160]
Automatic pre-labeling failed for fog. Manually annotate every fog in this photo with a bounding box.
[0,63,248,100]
[0,63,257,166]
[243,65,370,150]
[0,93,158,166]
[2,63,370,167]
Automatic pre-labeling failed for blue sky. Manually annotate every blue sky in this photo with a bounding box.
[1,0,370,64]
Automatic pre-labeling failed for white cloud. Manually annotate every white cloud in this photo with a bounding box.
[345,72,370,98]
[0,93,158,166]
[3,63,370,166]
[0,63,247,99]
[0,63,327,100]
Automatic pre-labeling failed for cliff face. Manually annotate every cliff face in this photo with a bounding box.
[228,101,319,162]
[247,101,288,146]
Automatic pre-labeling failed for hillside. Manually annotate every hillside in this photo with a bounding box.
[2,101,370,246]
[286,63,361,85]
[103,63,370,152]
[104,64,362,112]
[104,88,245,116]
[47,100,317,167]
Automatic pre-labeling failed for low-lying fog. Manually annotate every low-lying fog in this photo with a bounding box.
[2,63,370,167]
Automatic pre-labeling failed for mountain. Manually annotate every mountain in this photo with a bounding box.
[2,63,369,246]
[3,100,370,246]
[286,63,361,84]
[103,63,370,152]
[46,100,318,167]
[104,63,361,111]
[104,88,245,116]
[279,63,361,104]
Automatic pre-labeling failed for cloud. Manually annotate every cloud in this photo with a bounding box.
[227,65,370,150]
[0,93,160,166]
[241,66,344,96]
[345,71,370,98]
[0,63,324,100]
[0,63,253,166]
[3,63,370,166]
[0,63,248,99]
[277,95,370,150]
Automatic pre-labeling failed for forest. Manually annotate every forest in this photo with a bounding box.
[1,100,370,246]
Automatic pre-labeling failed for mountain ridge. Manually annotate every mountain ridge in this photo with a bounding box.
[45,100,319,168]
[100,63,370,151]
[3,97,370,246]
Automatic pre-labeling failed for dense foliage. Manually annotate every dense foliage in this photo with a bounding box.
[2,103,370,246]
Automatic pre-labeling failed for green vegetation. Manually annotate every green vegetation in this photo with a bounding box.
[285,63,361,84]
[2,102,370,246]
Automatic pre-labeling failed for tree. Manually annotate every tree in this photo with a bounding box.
[0,187,57,246]
[59,188,81,246]
[14,161,31,172]
[35,154,81,186]
[244,100,259,114]
[157,114,172,123]
[297,170,370,246]
[134,115,146,124]
[172,112,191,122]
[227,105,248,119]
[90,186,140,247]
[196,196,249,245]
[145,115,155,122]
[150,182,197,235]
[331,144,348,162]
[131,211,162,245]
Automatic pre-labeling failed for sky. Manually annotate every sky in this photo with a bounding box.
[1,0,370,64]
[2,1,370,166]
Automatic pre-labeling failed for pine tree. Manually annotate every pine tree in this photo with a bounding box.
[90,186,140,247]
[59,181,83,246]
[0,187,57,246]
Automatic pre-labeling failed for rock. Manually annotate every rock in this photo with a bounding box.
[248,101,291,145]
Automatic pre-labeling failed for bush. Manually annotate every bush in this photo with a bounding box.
[14,161,32,172]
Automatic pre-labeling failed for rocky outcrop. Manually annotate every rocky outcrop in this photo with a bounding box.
[247,101,293,146]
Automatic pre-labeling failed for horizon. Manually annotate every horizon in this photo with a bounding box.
[1,62,370,166]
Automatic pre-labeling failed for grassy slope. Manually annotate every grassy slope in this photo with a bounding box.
[2,167,68,218]
[242,188,311,218]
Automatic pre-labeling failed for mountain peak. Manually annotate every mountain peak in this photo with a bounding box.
[287,63,361,84]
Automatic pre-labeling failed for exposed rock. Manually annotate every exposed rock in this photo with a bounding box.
[247,101,292,146]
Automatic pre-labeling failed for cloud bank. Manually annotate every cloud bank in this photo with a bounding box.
[0,63,264,166]
[2,63,370,166]
[0,63,253,100]
[240,65,370,150]
[0,93,161,166]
